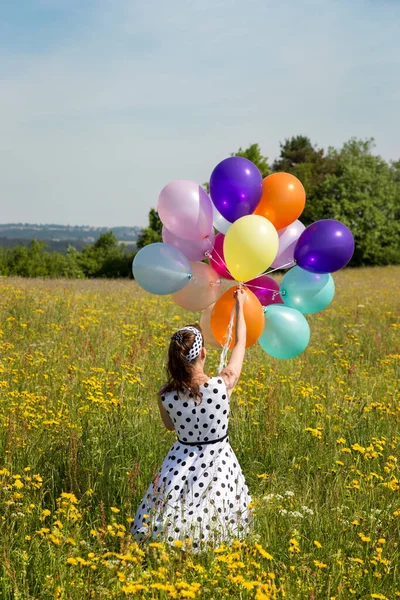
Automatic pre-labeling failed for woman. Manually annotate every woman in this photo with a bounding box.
[131,288,252,550]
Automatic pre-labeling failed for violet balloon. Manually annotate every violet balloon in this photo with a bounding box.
[157,180,213,241]
[162,226,215,262]
[294,219,355,274]
[208,233,233,280]
[246,275,283,307]
[209,157,263,223]
[271,220,306,269]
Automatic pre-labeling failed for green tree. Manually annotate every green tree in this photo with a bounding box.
[93,231,119,251]
[272,135,338,225]
[136,209,162,250]
[273,135,324,172]
[61,246,85,278]
[78,231,134,278]
[314,139,400,265]
[7,245,30,276]
[234,143,270,178]
[0,248,9,276]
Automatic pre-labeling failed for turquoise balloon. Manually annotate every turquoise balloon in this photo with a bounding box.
[280,266,335,314]
[132,243,191,295]
[259,305,310,359]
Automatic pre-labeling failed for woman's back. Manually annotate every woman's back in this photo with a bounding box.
[161,377,229,444]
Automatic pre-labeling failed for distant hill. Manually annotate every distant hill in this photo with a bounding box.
[0,224,141,252]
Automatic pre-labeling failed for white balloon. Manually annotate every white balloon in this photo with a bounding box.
[271,220,306,269]
[212,204,231,234]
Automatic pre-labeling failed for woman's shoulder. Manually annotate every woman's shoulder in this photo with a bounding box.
[159,385,170,401]
[201,375,226,389]
[159,385,188,401]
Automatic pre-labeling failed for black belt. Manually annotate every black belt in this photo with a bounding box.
[177,433,228,446]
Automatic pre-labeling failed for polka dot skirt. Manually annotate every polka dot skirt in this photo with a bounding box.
[131,376,252,550]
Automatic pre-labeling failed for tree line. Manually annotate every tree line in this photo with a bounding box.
[1,136,399,278]
[0,232,134,279]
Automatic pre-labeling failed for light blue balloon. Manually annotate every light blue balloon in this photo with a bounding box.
[132,243,191,295]
[280,266,335,314]
[259,305,310,359]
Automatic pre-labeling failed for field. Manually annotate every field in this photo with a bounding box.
[0,267,399,600]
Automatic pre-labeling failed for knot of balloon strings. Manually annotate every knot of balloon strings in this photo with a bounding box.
[218,284,243,371]
[218,302,236,373]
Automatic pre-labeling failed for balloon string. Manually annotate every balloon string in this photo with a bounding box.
[243,260,295,285]
[264,260,296,276]
[246,284,280,294]
[218,305,235,373]
[207,246,229,274]
[190,274,221,287]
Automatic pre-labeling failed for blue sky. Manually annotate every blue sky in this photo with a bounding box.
[1,0,399,227]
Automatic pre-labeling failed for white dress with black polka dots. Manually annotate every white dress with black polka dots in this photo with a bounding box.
[131,376,252,550]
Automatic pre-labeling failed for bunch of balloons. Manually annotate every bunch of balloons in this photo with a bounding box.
[132,156,355,359]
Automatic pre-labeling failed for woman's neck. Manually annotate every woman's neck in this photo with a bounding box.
[191,363,208,383]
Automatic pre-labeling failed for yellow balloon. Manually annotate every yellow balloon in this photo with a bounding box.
[224,215,279,282]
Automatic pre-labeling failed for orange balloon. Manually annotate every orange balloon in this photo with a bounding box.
[254,172,306,230]
[210,286,264,349]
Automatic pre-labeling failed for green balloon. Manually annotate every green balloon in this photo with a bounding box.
[259,305,310,359]
[280,266,335,314]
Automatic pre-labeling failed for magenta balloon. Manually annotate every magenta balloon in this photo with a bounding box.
[162,226,215,262]
[208,233,234,280]
[157,180,213,241]
[271,220,306,269]
[246,275,283,307]
[210,157,263,223]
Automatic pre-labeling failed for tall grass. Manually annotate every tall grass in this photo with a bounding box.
[0,268,399,599]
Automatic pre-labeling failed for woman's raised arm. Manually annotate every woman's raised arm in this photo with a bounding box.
[219,288,247,394]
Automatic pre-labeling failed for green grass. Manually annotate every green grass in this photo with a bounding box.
[0,268,399,599]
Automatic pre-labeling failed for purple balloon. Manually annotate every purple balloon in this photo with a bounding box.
[294,219,355,273]
[162,226,215,262]
[209,157,263,223]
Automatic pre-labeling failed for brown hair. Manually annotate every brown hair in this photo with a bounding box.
[160,324,204,400]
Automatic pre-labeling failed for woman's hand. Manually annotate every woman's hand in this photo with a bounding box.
[234,287,247,309]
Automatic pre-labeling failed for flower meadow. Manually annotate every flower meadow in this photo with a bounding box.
[0,267,399,600]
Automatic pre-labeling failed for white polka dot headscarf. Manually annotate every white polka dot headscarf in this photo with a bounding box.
[171,326,203,362]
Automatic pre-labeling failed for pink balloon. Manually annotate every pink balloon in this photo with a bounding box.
[246,275,283,307]
[271,220,306,269]
[162,226,215,262]
[172,262,222,312]
[200,303,221,348]
[208,233,234,280]
[158,180,213,241]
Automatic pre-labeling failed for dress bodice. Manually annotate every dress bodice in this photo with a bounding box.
[161,376,229,444]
